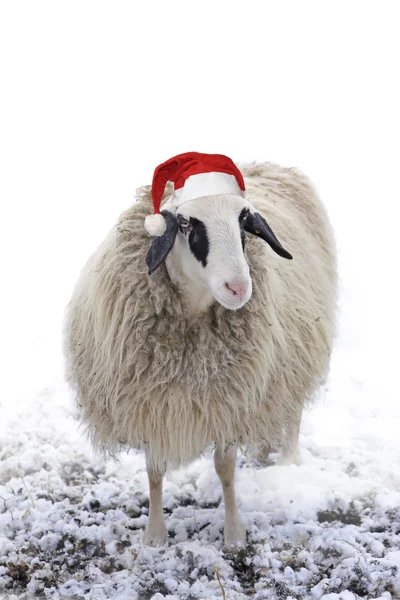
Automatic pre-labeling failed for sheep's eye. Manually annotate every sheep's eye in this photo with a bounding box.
[178,217,193,234]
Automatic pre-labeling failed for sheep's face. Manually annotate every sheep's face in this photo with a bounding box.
[171,195,252,310]
[146,194,292,311]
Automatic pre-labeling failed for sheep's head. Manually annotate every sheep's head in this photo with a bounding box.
[146,194,292,311]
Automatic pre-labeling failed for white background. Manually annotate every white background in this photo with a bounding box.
[1,4,400,598]
[1,1,399,404]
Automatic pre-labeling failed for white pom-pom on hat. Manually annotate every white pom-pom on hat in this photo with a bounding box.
[144,213,166,236]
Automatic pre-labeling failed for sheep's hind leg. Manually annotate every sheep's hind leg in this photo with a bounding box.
[277,405,302,465]
[255,442,275,466]
[214,444,247,551]
[143,458,167,546]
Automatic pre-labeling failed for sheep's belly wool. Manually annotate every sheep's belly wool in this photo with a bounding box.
[64,163,337,468]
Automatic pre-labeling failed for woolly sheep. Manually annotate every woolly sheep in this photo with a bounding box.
[64,158,337,550]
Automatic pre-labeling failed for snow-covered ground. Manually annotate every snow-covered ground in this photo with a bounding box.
[1,2,400,599]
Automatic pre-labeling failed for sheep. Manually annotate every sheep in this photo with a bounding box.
[63,154,337,550]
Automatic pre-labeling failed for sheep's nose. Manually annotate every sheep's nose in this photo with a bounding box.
[225,281,249,300]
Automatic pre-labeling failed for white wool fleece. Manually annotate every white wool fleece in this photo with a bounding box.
[63,162,337,469]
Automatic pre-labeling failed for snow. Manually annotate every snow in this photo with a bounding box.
[1,1,400,599]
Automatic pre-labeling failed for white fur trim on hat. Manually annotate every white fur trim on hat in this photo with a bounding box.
[173,172,244,207]
[144,213,166,236]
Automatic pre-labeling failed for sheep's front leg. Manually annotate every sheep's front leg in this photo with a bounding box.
[278,405,302,465]
[214,444,247,551]
[143,458,167,546]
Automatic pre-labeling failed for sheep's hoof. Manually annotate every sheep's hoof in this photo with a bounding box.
[143,522,168,547]
[277,450,301,466]
[223,519,247,552]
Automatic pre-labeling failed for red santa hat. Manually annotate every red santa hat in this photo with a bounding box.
[144,152,246,236]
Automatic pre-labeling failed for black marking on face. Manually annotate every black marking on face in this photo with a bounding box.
[186,216,209,267]
[239,208,248,251]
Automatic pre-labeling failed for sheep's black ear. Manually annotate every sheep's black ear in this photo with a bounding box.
[243,211,293,260]
[146,211,178,274]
